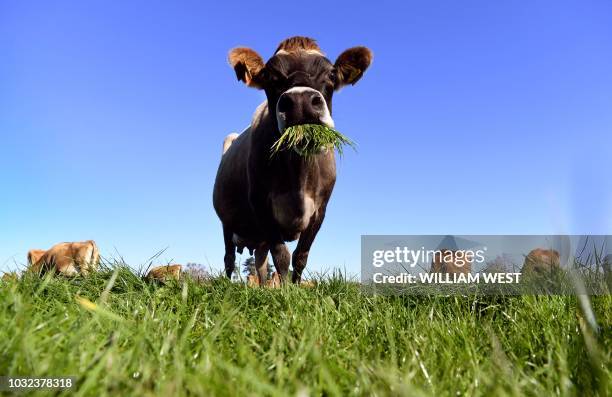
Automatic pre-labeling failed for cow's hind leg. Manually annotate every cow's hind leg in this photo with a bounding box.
[254,244,269,286]
[292,207,327,283]
[223,225,236,278]
[270,242,290,283]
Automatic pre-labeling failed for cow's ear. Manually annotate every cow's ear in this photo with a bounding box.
[228,47,266,89]
[334,46,372,89]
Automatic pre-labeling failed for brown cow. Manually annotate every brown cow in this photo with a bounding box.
[247,271,312,288]
[213,36,372,285]
[246,272,280,288]
[246,274,258,287]
[521,248,560,275]
[430,249,472,274]
[33,240,100,276]
[146,264,182,282]
[266,271,281,288]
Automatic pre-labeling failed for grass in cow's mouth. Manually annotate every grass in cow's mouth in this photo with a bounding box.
[270,124,356,158]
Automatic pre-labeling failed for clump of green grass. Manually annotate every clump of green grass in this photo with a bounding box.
[0,263,610,396]
[270,124,356,157]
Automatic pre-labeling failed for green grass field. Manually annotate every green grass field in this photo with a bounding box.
[0,265,610,396]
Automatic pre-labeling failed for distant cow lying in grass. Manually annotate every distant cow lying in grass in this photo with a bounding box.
[246,272,292,288]
[146,264,182,282]
[28,240,100,276]
[521,248,560,276]
[213,36,372,286]
[430,249,472,274]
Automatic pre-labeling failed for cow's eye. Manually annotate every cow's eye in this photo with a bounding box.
[324,74,337,93]
[266,70,284,84]
[330,72,338,85]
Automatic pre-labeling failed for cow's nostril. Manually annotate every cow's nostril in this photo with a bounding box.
[277,95,293,113]
[311,95,323,109]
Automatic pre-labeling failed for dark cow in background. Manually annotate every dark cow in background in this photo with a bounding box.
[213,37,372,284]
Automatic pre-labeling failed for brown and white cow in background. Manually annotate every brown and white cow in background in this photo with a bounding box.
[213,37,372,285]
[28,240,100,276]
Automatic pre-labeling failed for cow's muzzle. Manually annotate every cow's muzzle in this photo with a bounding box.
[276,87,334,132]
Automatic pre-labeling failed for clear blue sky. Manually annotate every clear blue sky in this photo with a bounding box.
[1,1,611,275]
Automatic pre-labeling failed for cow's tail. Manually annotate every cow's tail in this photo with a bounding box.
[222,133,239,155]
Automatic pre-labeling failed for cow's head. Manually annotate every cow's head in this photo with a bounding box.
[27,249,46,266]
[229,36,372,132]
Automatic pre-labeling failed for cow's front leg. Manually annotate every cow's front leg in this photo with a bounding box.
[270,242,290,282]
[292,207,327,283]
